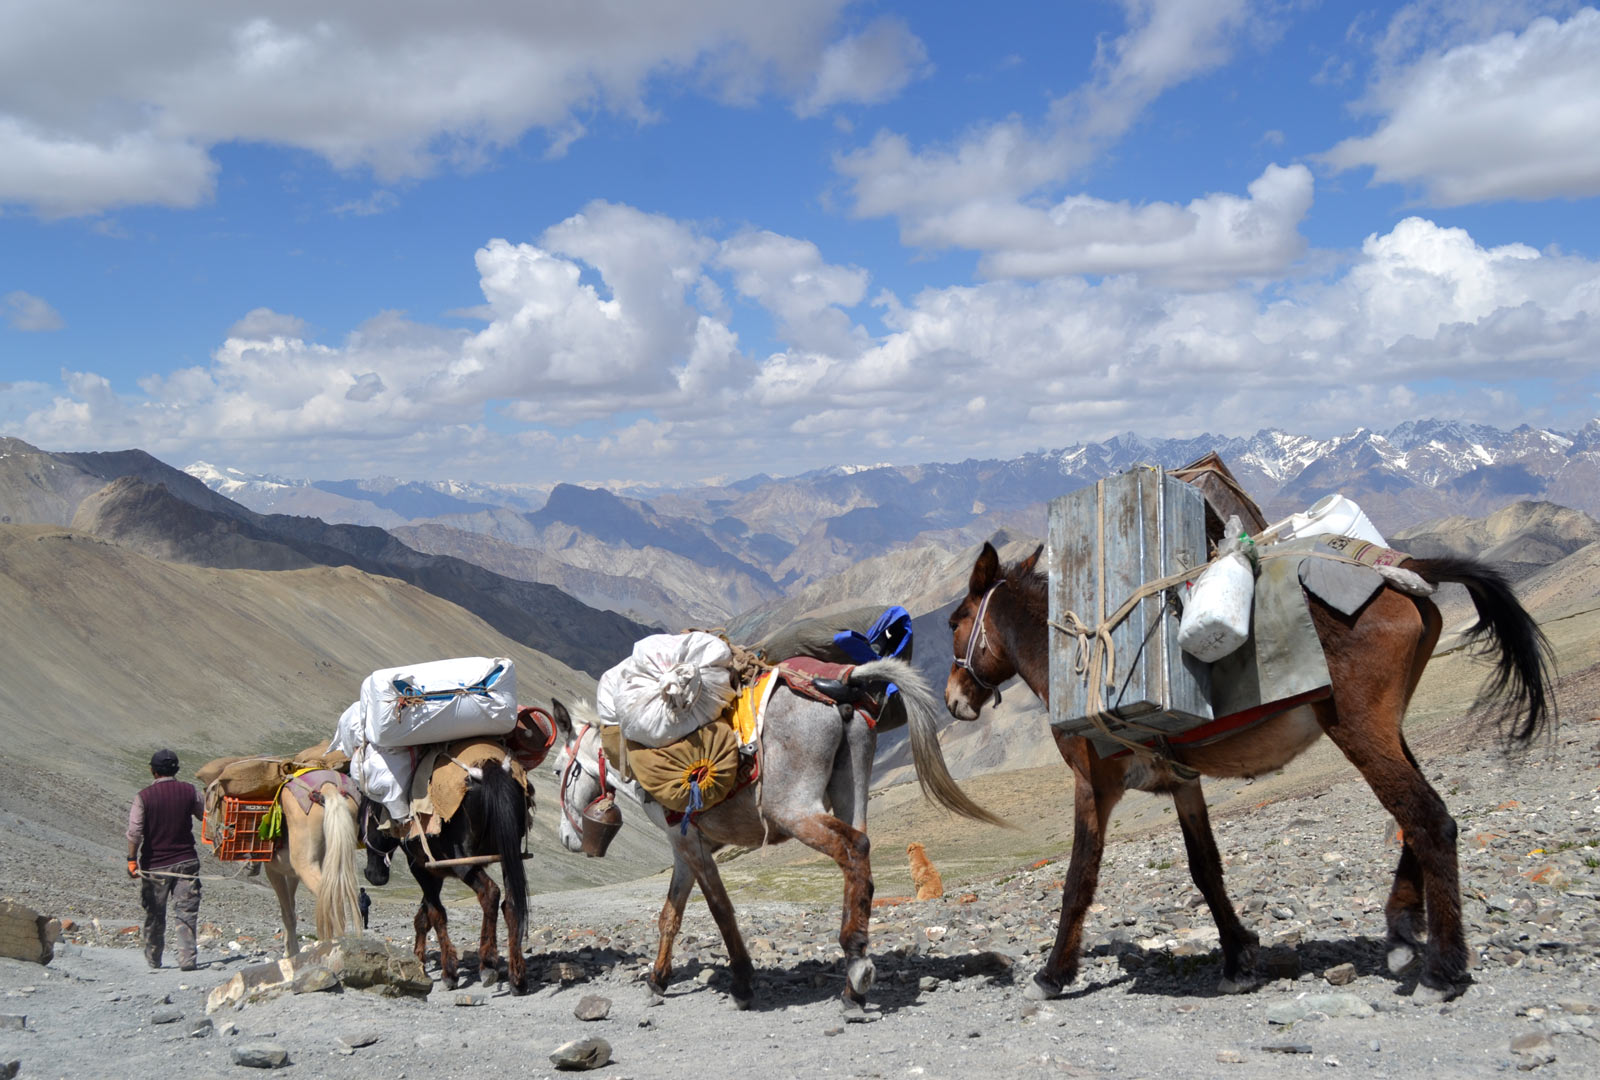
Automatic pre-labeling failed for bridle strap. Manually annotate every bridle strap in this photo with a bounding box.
[955,579,1008,706]
[559,724,612,833]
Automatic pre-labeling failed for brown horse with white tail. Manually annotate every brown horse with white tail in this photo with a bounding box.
[947,541,1552,1003]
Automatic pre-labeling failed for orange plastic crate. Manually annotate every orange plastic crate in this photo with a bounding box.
[202,797,278,862]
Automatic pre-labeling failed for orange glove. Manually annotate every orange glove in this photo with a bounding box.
[127,860,139,878]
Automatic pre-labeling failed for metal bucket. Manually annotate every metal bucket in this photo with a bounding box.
[580,796,623,857]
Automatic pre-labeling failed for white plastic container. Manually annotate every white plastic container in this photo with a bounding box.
[1274,494,1386,547]
[1177,551,1254,662]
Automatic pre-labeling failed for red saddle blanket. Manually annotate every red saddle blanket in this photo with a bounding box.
[770,656,884,727]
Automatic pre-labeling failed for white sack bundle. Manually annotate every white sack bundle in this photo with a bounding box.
[596,631,737,748]
[350,741,416,821]
[358,656,517,749]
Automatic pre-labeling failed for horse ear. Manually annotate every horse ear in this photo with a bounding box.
[551,699,573,741]
[969,541,1001,594]
[1017,543,1044,577]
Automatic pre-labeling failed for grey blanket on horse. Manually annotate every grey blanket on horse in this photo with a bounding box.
[1205,537,1332,722]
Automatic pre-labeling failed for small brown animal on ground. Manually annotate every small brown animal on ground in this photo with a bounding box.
[907,842,943,901]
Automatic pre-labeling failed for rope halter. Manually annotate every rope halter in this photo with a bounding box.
[953,579,1008,707]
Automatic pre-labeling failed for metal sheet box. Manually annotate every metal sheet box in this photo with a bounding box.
[1047,467,1212,755]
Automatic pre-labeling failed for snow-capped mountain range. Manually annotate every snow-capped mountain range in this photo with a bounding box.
[182,418,1600,620]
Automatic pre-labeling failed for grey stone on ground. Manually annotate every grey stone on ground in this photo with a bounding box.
[1,1059,18,1080]
[150,1007,183,1024]
[0,1015,23,1031]
[550,1036,612,1070]
[454,992,486,1007]
[188,1017,213,1038]
[338,1030,379,1048]
[1324,962,1357,985]
[231,1042,290,1068]
[573,994,611,1021]
[290,964,339,994]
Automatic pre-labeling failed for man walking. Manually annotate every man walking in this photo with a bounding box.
[126,749,204,970]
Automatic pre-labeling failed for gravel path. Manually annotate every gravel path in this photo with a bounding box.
[5,719,1599,1080]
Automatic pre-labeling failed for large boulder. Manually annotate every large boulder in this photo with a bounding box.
[299,937,431,999]
[0,899,60,965]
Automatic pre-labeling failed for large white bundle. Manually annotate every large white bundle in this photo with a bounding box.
[358,656,517,748]
[349,741,416,821]
[329,701,363,758]
[596,631,737,748]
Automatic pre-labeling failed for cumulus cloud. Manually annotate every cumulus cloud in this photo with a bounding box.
[2,291,64,331]
[834,0,1280,279]
[1323,7,1600,204]
[795,16,930,117]
[0,1,934,217]
[16,209,1598,481]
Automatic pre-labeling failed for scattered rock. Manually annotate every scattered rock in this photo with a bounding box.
[919,976,940,992]
[151,1008,183,1025]
[1324,963,1357,986]
[0,900,59,965]
[339,1031,380,1049]
[573,994,611,1021]
[290,965,340,995]
[296,938,429,999]
[1216,1049,1245,1063]
[231,1042,290,1069]
[550,1037,612,1071]
[694,968,715,985]
[1301,993,1374,1019]
[0,1016,23,1032]
[188,1018,214,1039]
[1,1061,17,1080]
[454,993,486,1007]
[1262,1043,1314,1055]
[545,961,584,984]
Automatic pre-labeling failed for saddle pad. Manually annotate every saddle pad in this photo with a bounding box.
[282,768,360,816]
[410,738,528,825]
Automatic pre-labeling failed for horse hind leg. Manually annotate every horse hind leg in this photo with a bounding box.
[465,868,502,989]
[677,835,757,1010]
[1313,699,1467,1001]
[414,873,460,989]
[1171,779,1258,992]
[784,813,875,1015]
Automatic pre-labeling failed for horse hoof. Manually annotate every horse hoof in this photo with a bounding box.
[840,996,877,1023]
[645,987,665,1008]
[847,958,876,996]
[1387,944,1418,975]
[1411,982,1449,1005]
[1024,973,1063,1001]
[1217,976,1257,995]
[731,993,753,1012]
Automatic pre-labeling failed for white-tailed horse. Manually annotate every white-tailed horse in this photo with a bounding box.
[262,772,361,957]
[551,657,1004,1016]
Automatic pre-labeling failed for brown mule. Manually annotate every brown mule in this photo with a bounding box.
[946,541,1552,1003]
[264,779,362,958]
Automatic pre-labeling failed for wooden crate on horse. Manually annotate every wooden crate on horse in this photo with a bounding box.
[1045,466,1212,757]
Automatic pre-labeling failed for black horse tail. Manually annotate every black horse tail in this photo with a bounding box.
[1407,556,1555,745]
[480,762,528,950]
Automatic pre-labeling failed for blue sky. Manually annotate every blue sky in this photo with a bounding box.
[3,1,1599,485]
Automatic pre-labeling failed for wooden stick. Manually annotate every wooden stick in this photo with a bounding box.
[424,853,533,869]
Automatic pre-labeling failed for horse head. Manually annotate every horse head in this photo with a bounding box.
[550,699,624,858]
[946,541,1042,720]
[357,797,400,886]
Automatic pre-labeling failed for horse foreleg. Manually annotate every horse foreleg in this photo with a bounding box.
[1171,779,1258,991]
[464,868,502,989]
[678,835,757,1010]
[501,888,525,995]
[1033,733,1123,1001]
[649,855,695,1001]
[786,814,875,1014]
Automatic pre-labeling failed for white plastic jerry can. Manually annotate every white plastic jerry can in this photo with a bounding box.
[1177,551,1254,662]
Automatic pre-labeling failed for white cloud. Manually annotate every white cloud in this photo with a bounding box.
[227,308,308,341]
[331,189,400,217]
[16,211,1598,481]
[957,163,1313,287]
[0,0,906,217]
[2,290,64,331]
[834,0,1274,280]
[1323,8,1600,205]
[795,16,930,117]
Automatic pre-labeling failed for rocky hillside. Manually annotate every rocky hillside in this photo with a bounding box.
[0,522,668,904]
[2,439,655,678]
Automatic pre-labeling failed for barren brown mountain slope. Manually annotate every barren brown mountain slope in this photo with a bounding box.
[0,523,670,922]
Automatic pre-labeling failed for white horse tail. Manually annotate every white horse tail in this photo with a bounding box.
[850,659,1009,827]
[314,793,361,942]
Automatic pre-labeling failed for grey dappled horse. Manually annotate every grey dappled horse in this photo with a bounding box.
[551,657,1003,1016]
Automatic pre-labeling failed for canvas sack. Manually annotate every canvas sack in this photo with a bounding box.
[340,656,517,750]
[596,632,736,748]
